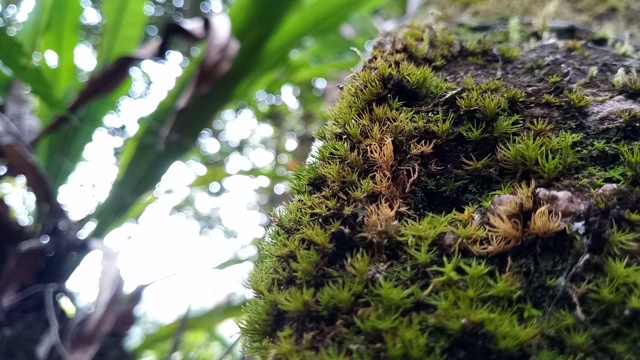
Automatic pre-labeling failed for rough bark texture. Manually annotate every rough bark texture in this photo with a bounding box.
[240,20,640,359]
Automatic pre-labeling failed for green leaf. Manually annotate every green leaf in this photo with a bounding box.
[0,67,12,99]
[231,0,384,101]
[97,0,147,69]
[289,58,357,84]
[91,0,387,237]
[36,0,146,186]
[40,0,82,103]
[15,0,55,55]
[191,165,289,188]
[213,256,258,270]
[261,0,381,68]
[91,52,204,237]
[90,0,301,235]
[133,302,244,355]
[40,77,133,189]
[0,31,64,110]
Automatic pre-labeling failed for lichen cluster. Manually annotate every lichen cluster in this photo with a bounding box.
[240,21,640,359]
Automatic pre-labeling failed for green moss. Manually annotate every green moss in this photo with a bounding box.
[241,21,640,359]
[497,133,546,172]
[456,89,481,110]
[564,39,583,52]
[546,74,562,84]
[479,93,508,118]
[460,154,492,171]
[588,66,598,81]
[527,118,554,137]
[459,121,485,140]
[564,87,592,108]
[496,44,520,61]
[617,143,640,182]
[493,114,522,136]
[428,111,456,140]
[611,68,640,95]
[542,93,561,106]
[606,221,640,256]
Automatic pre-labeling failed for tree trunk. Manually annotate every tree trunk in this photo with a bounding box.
[240,20,640,359]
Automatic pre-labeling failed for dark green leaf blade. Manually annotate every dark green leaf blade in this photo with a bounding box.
[97,0,147,69]
[15,0,54,55]
[213,256,257,270]
[41,77,133,188]
[0,31,64,110]
[230,0,384,103]
[91,0,386,237]
[91,52,204,236]
[90,0,302,235]
[40,0,82,102]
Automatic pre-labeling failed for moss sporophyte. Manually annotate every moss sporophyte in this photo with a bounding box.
[240,20,640,359]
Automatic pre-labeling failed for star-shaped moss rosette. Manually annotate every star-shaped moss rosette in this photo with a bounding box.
[239,20,640,359]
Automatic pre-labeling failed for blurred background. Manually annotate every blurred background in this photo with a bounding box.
[0,0,638,359]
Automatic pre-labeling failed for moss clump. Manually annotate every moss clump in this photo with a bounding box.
[240,21,640,359]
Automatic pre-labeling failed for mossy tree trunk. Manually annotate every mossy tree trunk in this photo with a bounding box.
[241,20,640,359]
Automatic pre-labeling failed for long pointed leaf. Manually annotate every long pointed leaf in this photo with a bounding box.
[261,0,383,70]
[232,0,384,98]
[38,12,214,189]
[91,52,204,236]
[0,31,64,111]
[42,77,133,188]
[97,0,148,69]
[15,0,54,55]
[91,0,385,236]
[40,0,82,103]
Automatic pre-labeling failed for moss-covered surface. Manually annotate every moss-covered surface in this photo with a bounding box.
[240,21,640,359]
[428,0,640,41]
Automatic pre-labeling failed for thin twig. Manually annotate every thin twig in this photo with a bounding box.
[545,249,591,325]
[218,335,243,360]
[2,283,45,309]
[165,305,191,360]
[130,253,255,289]
[44,283,73,360]
[493,45,503,78]
[570,287,586,321]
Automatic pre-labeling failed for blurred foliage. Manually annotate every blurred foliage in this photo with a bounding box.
[0,0,408,358]
[134,301,244,358]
